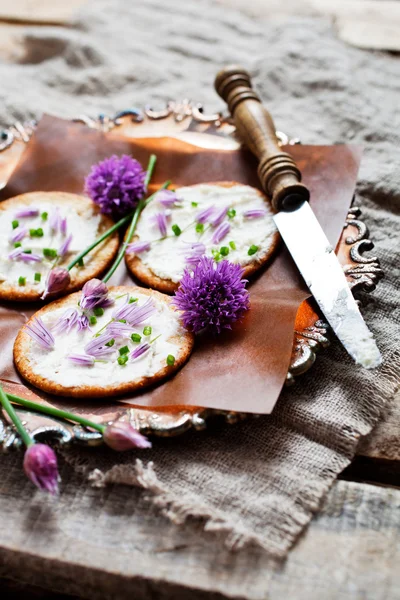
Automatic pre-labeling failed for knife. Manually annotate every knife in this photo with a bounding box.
[215,65,381,369]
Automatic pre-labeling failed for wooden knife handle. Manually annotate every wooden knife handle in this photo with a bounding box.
[214,65,310,212]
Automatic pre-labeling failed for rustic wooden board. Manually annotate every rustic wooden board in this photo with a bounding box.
[0,453,399,600]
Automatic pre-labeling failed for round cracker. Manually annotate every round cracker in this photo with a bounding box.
[125,181,280,294]
[14,285,194,399]
[0,192,119,302]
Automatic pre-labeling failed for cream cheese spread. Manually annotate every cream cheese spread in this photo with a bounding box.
[133,184,277,283]
[26,291,184,388]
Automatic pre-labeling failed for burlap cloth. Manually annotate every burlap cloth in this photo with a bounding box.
[0,0,399,560]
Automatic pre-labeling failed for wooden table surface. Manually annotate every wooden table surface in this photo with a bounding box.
[1,1,400,599]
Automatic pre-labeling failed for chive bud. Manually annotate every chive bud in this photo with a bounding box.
[166,355,175,366]
[220,246,229,256]
[248,244,259,256]
[119,345,129,356]
[172,224,181,236]
[229,240,236,250]
[195,223,204,234]
[118,355,128,366]
[89,316,97,325]
[227,208,236,219]
[131,333,141,343]
[105,338,115,347]
[12,220,19,229]
[18,276,26,286]
[93,307,104,316]
[34,272,41,282]
[143,326,152,336]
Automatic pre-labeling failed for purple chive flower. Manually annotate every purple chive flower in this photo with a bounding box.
[84,334,116,358]
[152,212,168,237]
[10,226,28,243]
[25,317,55,350]
[80,279,109,310]
[49,208,60,233]
[173,256,250,334]
[126,240,151,255]
[23,443,59,495]
[156,189,181,208]
[112,297,156,326]
[210,206,227,227]
[106,321,135,337]
[77,314,89,330]
[103,421,152,451]
[212,222,230,245]
[60,216,67,236]
[131,343,151,360]
[41,267,71,300]
[53,308,79,334]
[15,208,39,218]
[196,206,214,224]
[67,354,95,366]
[243,209,267,219]
[58,233,73,258]
[85,155,146,220]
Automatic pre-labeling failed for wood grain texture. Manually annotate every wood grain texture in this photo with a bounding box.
[0,455,400,600]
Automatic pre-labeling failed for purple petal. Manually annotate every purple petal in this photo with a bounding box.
[156,189,181,208]
[15,208,39,218]
[152,212,168,237]
[212,222,230,245]
[53,308,79,334]
[23,444,59,495]
[112,297,156,326]
[60,217,68,236]
[243,209,267,219]
[77,314,89,330]
[58,233,73,258]
[196,206,214,224]
[8,247,23,260]
[67,354,95,366]
[103,421,152,450]
[49,209,60,233]
[209,206,227,227]
[126,240,151,255]
[80,279,109,310]
[106,321,135,337]
[85,334,116,357]
[131,343,150,360]
[10,226,28,243]
[25,317,55,350]
[20,253,42,263]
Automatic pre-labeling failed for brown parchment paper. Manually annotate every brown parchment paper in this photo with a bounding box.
[0,115,362,414]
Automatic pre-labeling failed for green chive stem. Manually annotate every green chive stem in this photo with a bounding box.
[7,393,105,434]
[0,385,34,447]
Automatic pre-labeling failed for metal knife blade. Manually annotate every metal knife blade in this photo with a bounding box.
[274,201,381,368]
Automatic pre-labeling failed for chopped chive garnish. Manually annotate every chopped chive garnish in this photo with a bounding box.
[18,276,26,286]
[220,246,229,256]
[227,208,236,219]
[89,316,97,325]
[248,244,259,256]
[43,248,57,259]
[34,272,41,282]
[41,211,48,221]
[14,242,22,248]
[129,297,138,304]
[229,240,236,250]
[143,326,152,336]
[30,227,44,238]
[195,222,204,234]
[191,201,198,207]
[12,220,19,229]
[172,224,181,236]
[131,333,141,343]
[93,307,104,316]
[166,354,175,366]
[77,258,84,267]
[105,338,115,347]
[24,249,32,254]
[212,249,222,262]
[118,319,127,324]
[119,346,129,356]
[118,355,128,366]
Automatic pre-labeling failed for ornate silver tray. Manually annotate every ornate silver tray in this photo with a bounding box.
[0,101,383,448]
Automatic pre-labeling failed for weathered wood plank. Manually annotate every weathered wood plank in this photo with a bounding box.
[1,452,400,600]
